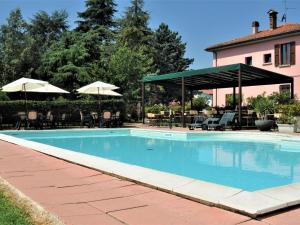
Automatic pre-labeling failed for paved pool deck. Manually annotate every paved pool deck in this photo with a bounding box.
[0,140,300,225]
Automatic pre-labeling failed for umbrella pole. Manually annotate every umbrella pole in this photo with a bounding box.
[23,84,29,128]
[98,87,101,127]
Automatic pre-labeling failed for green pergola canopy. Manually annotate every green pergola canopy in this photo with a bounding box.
[141,63,294,127]
[142,63,293,90]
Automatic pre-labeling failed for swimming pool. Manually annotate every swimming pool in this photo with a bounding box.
[2,129,300,192]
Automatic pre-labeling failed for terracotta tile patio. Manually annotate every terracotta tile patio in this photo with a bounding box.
[0,140,299,225]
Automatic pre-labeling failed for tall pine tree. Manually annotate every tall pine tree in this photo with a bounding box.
[118,0,152,49]
[111,0,154,101]
[0,8,29,83]
[28,10,69,80]
[152,23,194,75]
[76,0,116,32]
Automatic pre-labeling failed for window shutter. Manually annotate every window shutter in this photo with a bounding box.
[290,41,296,65]
[275,44,280,67]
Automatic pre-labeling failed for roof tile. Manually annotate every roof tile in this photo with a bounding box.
[206,23,300,51]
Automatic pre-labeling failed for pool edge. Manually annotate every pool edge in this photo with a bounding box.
[1,130,300,218]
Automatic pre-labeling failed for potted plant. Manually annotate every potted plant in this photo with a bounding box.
[277,115,297,133]
[252,94,275,131]
[276,103,300,133]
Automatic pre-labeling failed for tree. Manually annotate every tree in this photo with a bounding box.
[76,0,116,32]
[152,23,194,74]
[118,0,152,49]
[108,46,152,100]
[27,10,69,80]
[41,30,108,95]
[0,8,29,83]
[28,10,68,47]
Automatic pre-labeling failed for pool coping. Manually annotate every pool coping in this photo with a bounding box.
[1,128,300,217]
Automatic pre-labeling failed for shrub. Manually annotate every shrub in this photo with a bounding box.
[249,93,275,119]
[0,100,126,124]
[276,103,300,124]
[193,96,208,111]
[145,104,168,114]
[0,91,10,101]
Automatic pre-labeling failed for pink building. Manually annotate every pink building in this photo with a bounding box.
[206,10,300,107]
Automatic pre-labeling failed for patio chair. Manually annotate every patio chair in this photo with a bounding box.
[15,112,28,130]
[59,113,70,128]
[188,115,206,130]
[102,111,112,128]
[80,111,94,128]
[147,113,157,126]
[207,112,236,131]
[28,111,40,129]
[45,111,56,128]
[112,111,122,127]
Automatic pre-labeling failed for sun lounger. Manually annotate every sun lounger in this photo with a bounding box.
[201,117,220,130]
[188,116,206,130]
[208,112,236,131]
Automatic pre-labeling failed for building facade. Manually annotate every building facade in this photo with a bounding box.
[206,10,300,107]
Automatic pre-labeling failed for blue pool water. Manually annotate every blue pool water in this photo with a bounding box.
[2,129,300,191]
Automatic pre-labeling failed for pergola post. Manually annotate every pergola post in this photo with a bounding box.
[181,77,186,127]
[238,67,242,128]
[233,87,236,109]
[190,90,193,109]
[291,79,294,99]
[215,88,218,107]
[142,82,145,124]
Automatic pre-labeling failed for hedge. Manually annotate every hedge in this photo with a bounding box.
[0,100,126,125]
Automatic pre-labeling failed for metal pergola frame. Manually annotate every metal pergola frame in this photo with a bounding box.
[141,63,294,127]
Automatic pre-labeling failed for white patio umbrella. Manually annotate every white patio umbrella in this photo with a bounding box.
[96,89,122,96]
[77,81,121,112]
[26,83,69,94]
[1,77,69,114]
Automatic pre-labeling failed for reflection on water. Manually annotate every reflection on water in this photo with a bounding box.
[16,135,300,191]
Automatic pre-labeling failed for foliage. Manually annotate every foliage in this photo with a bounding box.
[277,102,300,124]
[193,96,209,111]
[248,93,275,119]
[76,0,116,32]
[118,0,152,49]
[41,30,108,94]
[269,91,294,105]
[0,91,10,101]
[28,10,68,47]
[168,100,181,113]
[0,9,69,83]
[0,100,126,123]
[145,104,168,114]
[28,10,68,80]
[152,23,193,75]
[0,8,29,83]
[0,3,194,105]
[0,192,33,225]
[108,46,152,100]
[225,94,241,108]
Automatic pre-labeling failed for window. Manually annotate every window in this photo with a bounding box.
[280,43,291,65]
[275,42,296,67]
[279,84,291,94]
[245,56,252,66]
[263,53,272,64]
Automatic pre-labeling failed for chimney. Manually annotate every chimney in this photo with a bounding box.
[268,9,278,30]
[252,21,259,34]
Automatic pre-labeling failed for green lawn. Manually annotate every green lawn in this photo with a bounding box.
[0,192,33,225]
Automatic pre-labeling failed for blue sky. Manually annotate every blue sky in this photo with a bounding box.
[1,0,300,69]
